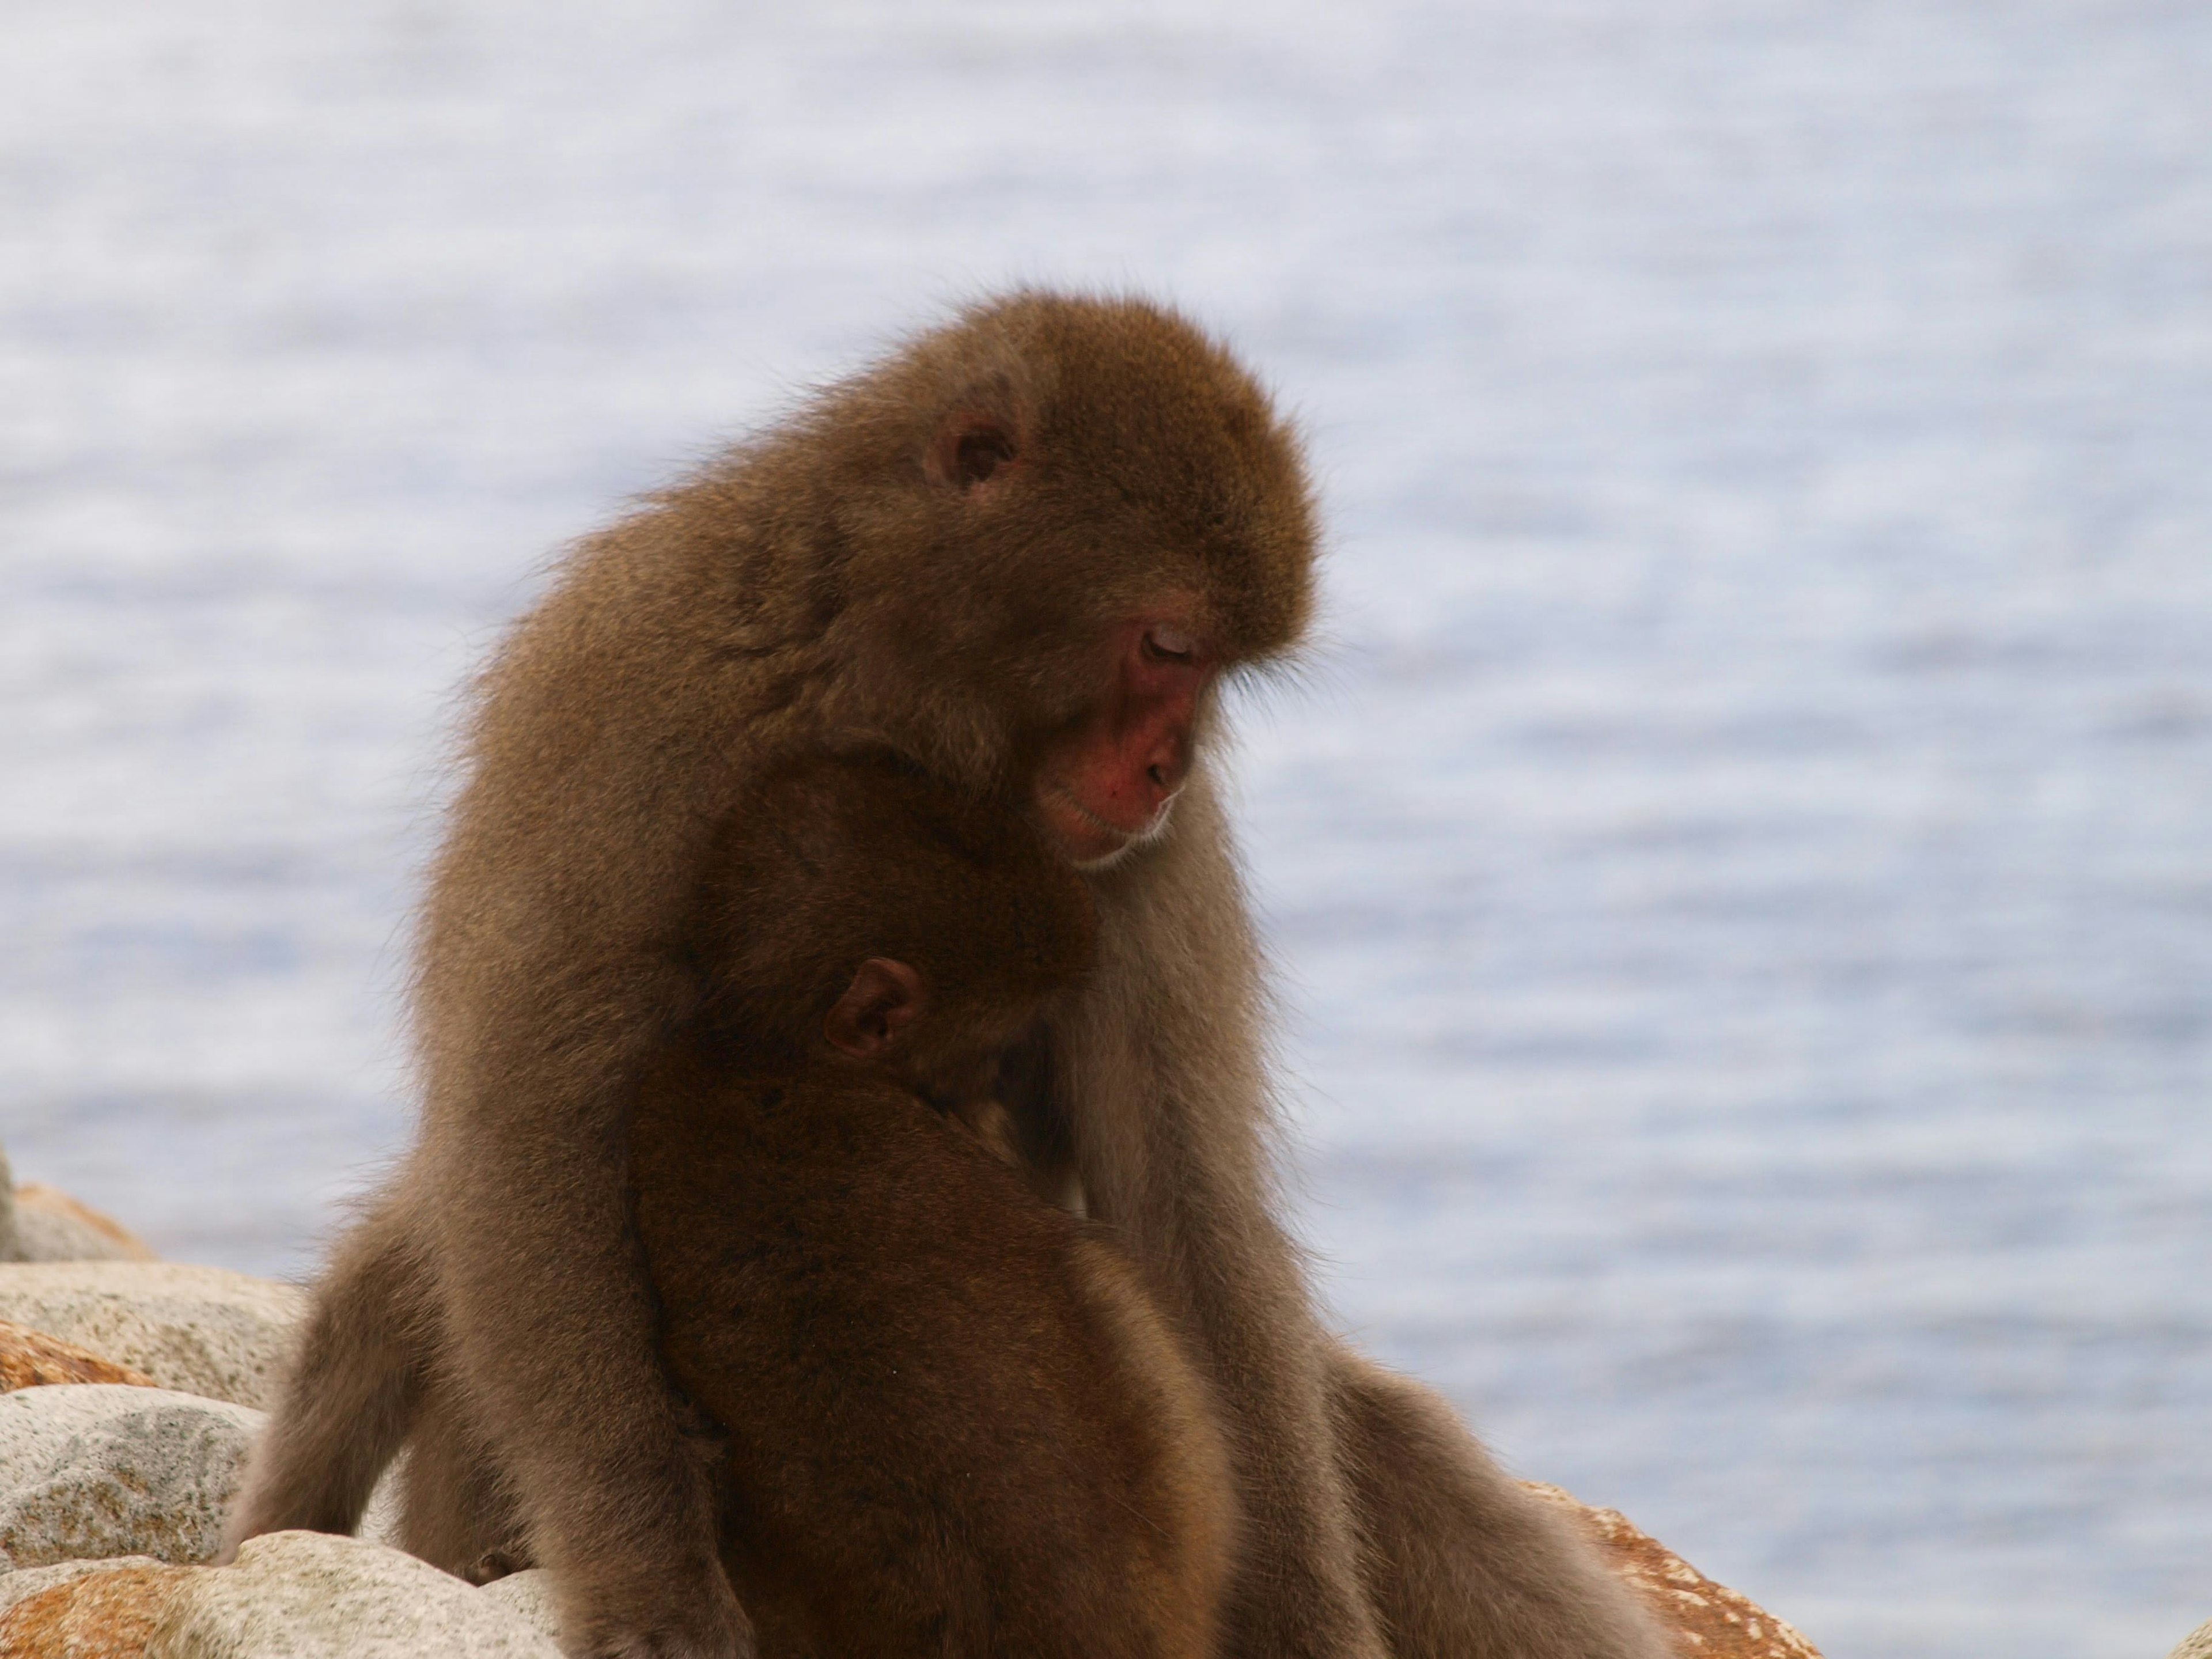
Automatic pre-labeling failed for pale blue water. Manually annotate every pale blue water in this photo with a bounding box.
[4,5,2209,1654]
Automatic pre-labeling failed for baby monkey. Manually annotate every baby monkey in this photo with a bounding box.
[626,752,1234,1659]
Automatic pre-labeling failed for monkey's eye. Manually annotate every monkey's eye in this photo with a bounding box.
[1143,626,1198,663]
[952,427,1016,488]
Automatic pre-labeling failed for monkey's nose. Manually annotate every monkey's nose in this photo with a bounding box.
[1139,737,1189,806]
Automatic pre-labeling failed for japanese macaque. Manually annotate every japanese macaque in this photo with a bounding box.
[226,291,1666,1659]
[632,753,1232,1659]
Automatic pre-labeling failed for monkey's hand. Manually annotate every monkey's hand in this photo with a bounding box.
[559,1557,752,1659]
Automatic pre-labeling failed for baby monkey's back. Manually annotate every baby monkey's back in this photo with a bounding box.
[631,753,1236,1659]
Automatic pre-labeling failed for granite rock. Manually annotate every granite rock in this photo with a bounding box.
[2169,1618,2212,1659]
[0,1540,563,1658]
[0,1264,304,1409]
[154,1531,560,1656]
[1523,1481,1822,1659]
[0,1554,169,1615]
[480,1569,560,1644]
[1,1320,159,1393]
[0,1557,197,1656]
[11,1187,159,1264]
[0,1146,157,1264]
[0,1384,264,1569]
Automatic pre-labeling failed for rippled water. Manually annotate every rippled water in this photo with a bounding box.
[5,5,2209,1654]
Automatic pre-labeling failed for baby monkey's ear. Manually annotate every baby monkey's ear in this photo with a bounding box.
[823,958,927,1057]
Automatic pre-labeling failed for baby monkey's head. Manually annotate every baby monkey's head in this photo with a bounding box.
[711,753,1097,1100]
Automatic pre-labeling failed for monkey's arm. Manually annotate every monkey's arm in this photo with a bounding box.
[1156,1143,1390,1659]
[1058,777,1389,1659]
[411,610,750,1659]
[1072,775,1665,1659]
[418,865,744,1656]
[1330,1350,1671,1659]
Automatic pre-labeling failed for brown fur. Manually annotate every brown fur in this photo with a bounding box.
[1328,1350,1666,1659]
[226,291,1665,1659]
[222,1190,434,1540]
[632,753,1233,1659]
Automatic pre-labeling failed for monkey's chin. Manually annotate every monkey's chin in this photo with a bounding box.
[1040,786,1175,873]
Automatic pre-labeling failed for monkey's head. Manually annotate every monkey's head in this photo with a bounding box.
[710,755,1096,1099]
[734,292,1319,870]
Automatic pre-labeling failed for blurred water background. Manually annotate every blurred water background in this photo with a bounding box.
[5,3,2209,1654]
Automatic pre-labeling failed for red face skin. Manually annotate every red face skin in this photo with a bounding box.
[1035,618,1214,869]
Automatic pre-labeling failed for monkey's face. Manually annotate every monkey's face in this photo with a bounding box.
[1031,615,1214,869]
[816,295,1316,837]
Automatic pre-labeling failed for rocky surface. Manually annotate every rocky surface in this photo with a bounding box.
[0,1147,158,1266]
[0,1533,563,1657]
[0,1264,304,1410]
[0,1385,264,1570]
[0,1554,169,1616]
[12,1187,160,1264]
[0,1557,197,1654]
[480,1569,560,1643]
[1,1321,160,1393]
[0,1171,1828,1657]
[2171,1618,2212,1659]
[165,1531,565,1657]
[1525,1482,1822,1659]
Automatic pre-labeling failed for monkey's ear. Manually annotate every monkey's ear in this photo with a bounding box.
[926,407,1022,493]
[824,958,927,1056]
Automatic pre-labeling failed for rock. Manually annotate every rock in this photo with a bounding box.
[1,1321,159,1393]
[2171,1619,2212,1659]
[0,1263,305,1409]
[0,1144,158,1264]
[0,1558,197,1655]
[0,1536,564,1657]
[195,1531,562,1657]
[481,1569,560,1643]
[11,1186,158,1264]
[0,1384,264,1569]
[1522,1483,1822,1659]
[0,1555,168,1615]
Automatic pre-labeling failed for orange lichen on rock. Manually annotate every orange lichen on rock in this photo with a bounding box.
[1521,1482,1823,1659]
[0,1563,196,1657]
[12,1186,158,1262]
[0,1320,158,1392]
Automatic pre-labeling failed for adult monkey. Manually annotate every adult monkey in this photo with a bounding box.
[236,293,1663,1659]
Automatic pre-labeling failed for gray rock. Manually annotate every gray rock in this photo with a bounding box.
[481,1569,560,1645]
[0,1541,564,1657]
[0,1263,305,1408]
[154,1529,563,1657]
[0,1146,16,1263]
[9,1188,156,1263]
[0,1384,265,1569]
[2171,1619,2212,1659]
[0,1555,199,1653]
[0,1143,156,1263]
[0,1552,166,1614]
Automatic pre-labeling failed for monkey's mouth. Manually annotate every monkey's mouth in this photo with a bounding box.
[1039,779,1178,872]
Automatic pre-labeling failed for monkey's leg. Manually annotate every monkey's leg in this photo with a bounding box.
[220,1195,430,1556]
[1327,1349,1670,1659]
[396,1373,532,1581]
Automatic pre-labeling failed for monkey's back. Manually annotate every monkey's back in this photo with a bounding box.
[630,1043,1233,1659]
